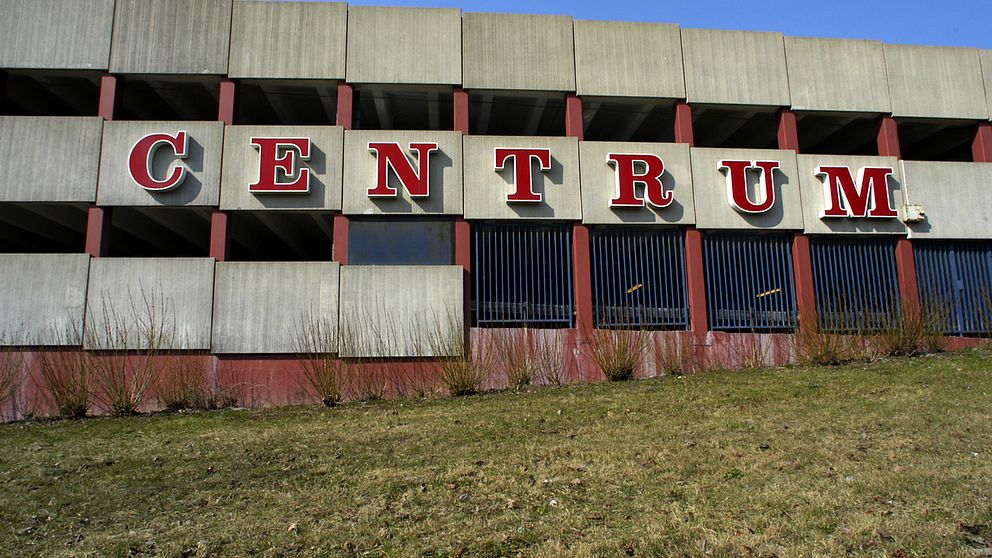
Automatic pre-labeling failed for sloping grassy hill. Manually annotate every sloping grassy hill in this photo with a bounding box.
[1,348,991,557]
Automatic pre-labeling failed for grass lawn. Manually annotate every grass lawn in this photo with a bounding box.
[1,348,991,557]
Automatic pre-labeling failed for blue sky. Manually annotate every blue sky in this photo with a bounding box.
[328,0,992,49]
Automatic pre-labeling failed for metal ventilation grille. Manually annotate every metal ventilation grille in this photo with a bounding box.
[810,236,901,333]
[915,240,992,336]
[472,222,574,327]
[704,232,797,332]
[590,227,689,329]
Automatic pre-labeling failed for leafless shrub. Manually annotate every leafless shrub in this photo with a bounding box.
[88,286,174,416]
[0,342,24,420]
[653,333,698,375]
[294,312,346,407]
[533,329,568,387]
[726,331,769,370]
[392,357,442,399]
[491,328,535,390]
[36,324,93,418]
[585,327,649,382]
[157,351,218,412]
[426,309,492,396]
[791,324,847,367]
[919,296,952,354]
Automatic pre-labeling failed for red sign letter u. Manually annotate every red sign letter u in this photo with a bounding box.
[719,160,780,214]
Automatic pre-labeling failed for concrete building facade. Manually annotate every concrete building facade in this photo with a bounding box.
[1,0,991,409]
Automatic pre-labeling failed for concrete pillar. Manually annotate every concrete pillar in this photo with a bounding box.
[98,74,121,120]
[453,88,470,135]
[565,94,592,332]
[877,115,920,317]
[777,109,800,152]
[877,116,901,158]
[972,123,992,163]
[209,210,231,261]
[217,78,238,125]
[674,101,694,146]
[778,109,816,331]
[565,94,584,140]
[85,206,112,258]
[332,214,349,265]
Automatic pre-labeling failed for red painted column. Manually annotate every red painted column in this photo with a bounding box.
[674,101,694,146]
[209,210,231,261]
[777,109,800,152]
[332,214,349,265]
[218,78,238,125]
[877,116,901,158]
[85,207,112,257]
[565,94,584,140]
[98,74,121,120]
[336,82,354,130]
[684,228,708,336]
[453,88,470,135]
[778,109,817,330]
[896,238,920,319]
[972,123,992,162]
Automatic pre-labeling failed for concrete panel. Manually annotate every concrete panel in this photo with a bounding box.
[229,0,346,80]
[0,254,89,346]
[902,161,992,240]
[346,6,461,85]
[681,28,790,107]
[97,121,224,207]
[84,258,214,350]
[220,125,343,211]
[463,136,581,221]
[0,117,103,203]
[212,262,340,354]
[796,155,906,235]
[785,37,891,113]
[462,12,575,92]
[884,44,988,120]
[982,50,992,120]
[690,147,804,230]
[579,141,694,225]
[338,265,463,358]
[110,0,233,74]
[573,20,685,99]
[0,0,114,69]
[343,130,462,216]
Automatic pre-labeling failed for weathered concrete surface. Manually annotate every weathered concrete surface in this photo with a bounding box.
[110,0,233,74]
[579,141,695,225]
[902,160,992,240]
[0,0,115,69]
[462,12,575,91]
[97,121,224,206]
[785,36,891,113]
[884,44,988,120]
[343,130,462,216]
[84,258,215,350]
[338,265,463,358]
[573,20,685,99]
[212,262,340,354]
[463,136,581,220]
[796,155,906,235]
[229,0,347,80]
[681,28,791,107]
[346,6,462,85]
[690,147,804,230]
[0,254,90,346]
[0,117,103,202]
[220,125,343,211]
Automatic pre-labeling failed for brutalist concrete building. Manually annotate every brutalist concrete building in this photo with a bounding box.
[1,0,991,405]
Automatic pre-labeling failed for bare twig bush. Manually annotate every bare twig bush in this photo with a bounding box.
[653,333,696,375]
[791,325,847,367]
[36,324,93,418]
[156,351,230,412]
[88,286,175,416]
[533,329,568,386]
[727,332,768,370]
[491,328,535,390]
[426,310,492,396]
[0,343,24,420]
[294,312,346,407]
[919,296,952,354]
[585,327,649,381]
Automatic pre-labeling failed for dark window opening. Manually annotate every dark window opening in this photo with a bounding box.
[582,98,676,142]
[469,91,565,136]
[348,218,453,265]
[472,222,573,327]
[915,240,992,336]
[354,86,453,131]
[237,79,338,126]
[796,112,881,155]
[704,231,797,332]
[810,235,901,333]
[229,211,332,262]
[692,105,779,149]
[107,206,210,257]
[1,70,100,117]
[897,118,975,162]
[591,227,688,329]
[117,75,219,121]
[0,202,88,253]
